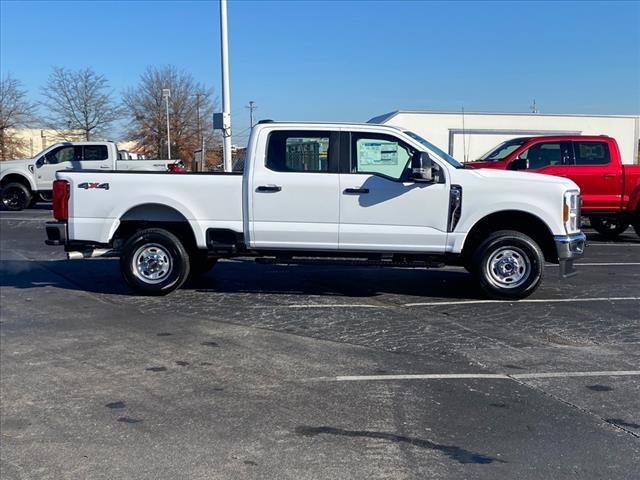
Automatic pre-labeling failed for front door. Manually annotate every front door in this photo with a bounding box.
[250,130,341,250]
[339,132,449,252]
[35,145,81,191]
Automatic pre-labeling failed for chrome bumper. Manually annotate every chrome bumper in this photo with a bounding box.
[554,232,586,278]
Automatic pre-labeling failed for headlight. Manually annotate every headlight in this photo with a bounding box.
[563,190,580,234]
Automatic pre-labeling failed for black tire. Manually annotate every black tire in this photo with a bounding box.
[120,228,190,296]
[590,216,629,239]
[1,182,32,211]
[633,215,640,238]
[472,230,544,300]
[189,251,218,278]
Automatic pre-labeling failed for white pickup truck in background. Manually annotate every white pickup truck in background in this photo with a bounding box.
[0,141,182,210]
[45,121,586,299]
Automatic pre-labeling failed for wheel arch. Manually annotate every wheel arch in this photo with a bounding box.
[461,210,558,263]
[111,203,198,251]
[0,173,35,192]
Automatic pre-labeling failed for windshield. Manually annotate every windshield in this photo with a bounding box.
[479,138,528,161]
[404,131,464,168]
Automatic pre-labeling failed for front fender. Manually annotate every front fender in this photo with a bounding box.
[0,168,37,191]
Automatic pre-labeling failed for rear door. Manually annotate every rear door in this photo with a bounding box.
[79,144,111,171]
[566,140,623,211]
[339,131,449,252]
[250,129,341,250]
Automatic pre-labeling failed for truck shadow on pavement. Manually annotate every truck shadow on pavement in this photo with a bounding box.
[0,258,484,300]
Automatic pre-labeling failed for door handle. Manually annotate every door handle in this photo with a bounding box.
[344,188,369,194]
[99,165,110,169]
[602,173,616,178]
[256,185,282,193]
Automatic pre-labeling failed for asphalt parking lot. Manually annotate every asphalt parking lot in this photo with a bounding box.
[1,207,638,479]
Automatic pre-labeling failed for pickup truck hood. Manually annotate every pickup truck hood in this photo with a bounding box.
[0,159,33,172]
[467,167,578,188]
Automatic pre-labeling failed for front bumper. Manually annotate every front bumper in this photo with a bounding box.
[45,221,67,246]
[554,232,586,278]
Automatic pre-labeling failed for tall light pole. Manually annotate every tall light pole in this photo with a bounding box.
[162,88,171,159]
[194,92,206,171]
[220,0,232,172]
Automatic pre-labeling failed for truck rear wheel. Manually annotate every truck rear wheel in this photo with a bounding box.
[120,228,190,295]
[591,216,629,239]
[472,230,544,300]
[1,182,32,211]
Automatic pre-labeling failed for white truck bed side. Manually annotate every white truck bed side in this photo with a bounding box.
[57,171,243,248]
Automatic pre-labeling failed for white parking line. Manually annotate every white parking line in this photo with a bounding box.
[312,370,640,383]
[587,243,640,247]
[404,297,640,307]
[287,304,381,309]
[573,263,640,266]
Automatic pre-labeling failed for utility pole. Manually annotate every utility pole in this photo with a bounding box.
[246,100,257,128]
[530,99,539,114]
[162,88,171,159]
[194,92,206,171]
[219,0,232,172]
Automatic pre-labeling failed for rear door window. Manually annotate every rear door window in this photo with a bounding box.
[266,131,336,172]
[573,141,610,165]
[83,145,109,161]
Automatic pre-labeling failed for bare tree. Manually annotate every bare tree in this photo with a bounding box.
[122,65,218,164]
[0,74,36,160]
[41,67,121,141]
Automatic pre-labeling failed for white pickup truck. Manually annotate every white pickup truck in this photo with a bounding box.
[1,141,181,210]
[45,122,586,299]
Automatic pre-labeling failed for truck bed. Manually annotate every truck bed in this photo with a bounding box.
[59,170,244,248]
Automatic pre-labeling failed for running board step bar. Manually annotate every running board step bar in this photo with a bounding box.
[255,257,445,268]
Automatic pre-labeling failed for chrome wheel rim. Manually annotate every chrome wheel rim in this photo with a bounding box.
[132,243,173,284]
[485,246,531,289]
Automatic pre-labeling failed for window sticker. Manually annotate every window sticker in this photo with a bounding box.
[358,140,398,166]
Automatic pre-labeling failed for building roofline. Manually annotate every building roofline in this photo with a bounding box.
[369,110,640,121]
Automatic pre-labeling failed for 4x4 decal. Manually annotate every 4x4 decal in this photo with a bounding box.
[78,182,109,190]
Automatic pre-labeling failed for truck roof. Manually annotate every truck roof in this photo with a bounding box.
[519,135,613,142]
[256,120,404,130]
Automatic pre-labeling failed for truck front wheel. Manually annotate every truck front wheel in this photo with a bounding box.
[120,228,190,295]
[591,216,629,239]
[472,230,544,300]
[1,182,32,211]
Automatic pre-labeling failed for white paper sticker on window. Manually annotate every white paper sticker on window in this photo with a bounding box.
[358,140,398,166]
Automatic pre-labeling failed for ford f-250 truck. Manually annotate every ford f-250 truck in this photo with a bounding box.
[468,135,640,239]
[45,122,585,299]
[0,141,183,211]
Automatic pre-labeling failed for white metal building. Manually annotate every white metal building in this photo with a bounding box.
[369,111,640,165]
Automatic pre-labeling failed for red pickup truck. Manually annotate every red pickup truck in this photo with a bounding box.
[468,135,640,238]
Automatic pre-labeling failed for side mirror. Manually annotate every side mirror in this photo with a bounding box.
[35,156,45,167]
[410,152,433,182]
[508,157,529,171]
